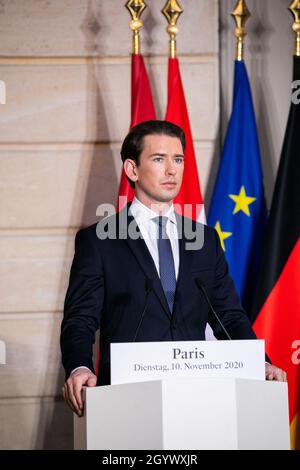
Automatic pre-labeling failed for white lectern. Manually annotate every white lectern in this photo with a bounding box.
[74,378,290,450]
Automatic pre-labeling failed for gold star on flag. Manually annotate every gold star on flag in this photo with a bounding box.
[215,221,232,251]
[229,186,256,216]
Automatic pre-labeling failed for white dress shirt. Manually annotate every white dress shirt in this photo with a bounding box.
[129,196,180,279]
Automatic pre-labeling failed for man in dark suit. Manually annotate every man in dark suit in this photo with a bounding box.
[61,120,286,417]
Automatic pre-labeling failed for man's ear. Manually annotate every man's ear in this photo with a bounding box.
[124,159,138,183]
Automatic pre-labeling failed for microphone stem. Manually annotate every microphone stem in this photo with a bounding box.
[132,286,152,342]
[198,282,232,341]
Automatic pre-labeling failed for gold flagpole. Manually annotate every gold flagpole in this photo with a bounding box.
[125,0,147,54]
[289,0,300,56]
[161,0,183,59]
[231,0,251,62]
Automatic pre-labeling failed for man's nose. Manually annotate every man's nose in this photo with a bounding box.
[165,160,176,175]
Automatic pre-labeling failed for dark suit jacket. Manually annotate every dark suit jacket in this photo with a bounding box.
[60,206,257,385]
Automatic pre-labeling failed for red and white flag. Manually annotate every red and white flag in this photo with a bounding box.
[117,53,156,210]
[165,58,205,222]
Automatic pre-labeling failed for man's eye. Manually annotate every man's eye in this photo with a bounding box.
[153,157,163,162]
[175,158,184,164]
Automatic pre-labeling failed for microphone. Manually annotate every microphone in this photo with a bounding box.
[132,278,154,342]
[195,278,232,340]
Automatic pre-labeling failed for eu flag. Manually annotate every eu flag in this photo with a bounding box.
[208,61,267,311]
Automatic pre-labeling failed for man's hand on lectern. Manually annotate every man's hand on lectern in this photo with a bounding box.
[62,368,97,417]
[265,363,287,382]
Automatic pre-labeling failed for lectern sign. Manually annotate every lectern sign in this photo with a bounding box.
[110,340,265,385]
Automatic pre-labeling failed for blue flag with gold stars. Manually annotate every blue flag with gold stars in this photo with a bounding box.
[208,61,267,311]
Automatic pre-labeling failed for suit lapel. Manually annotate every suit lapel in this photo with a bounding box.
[174,214,195,300]
[122,212,172,319]
[120,208,196,318]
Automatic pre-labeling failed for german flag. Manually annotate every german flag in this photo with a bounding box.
[252,56,300,449]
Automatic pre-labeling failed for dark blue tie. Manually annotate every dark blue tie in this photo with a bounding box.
[154,216,176,314]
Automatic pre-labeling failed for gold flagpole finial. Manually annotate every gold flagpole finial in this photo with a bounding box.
[289,0,300,56]
[231,0,251,61]
[161,0,183,58]
[125,0,147,54]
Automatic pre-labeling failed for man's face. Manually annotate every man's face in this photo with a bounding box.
[125,134,184,207]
